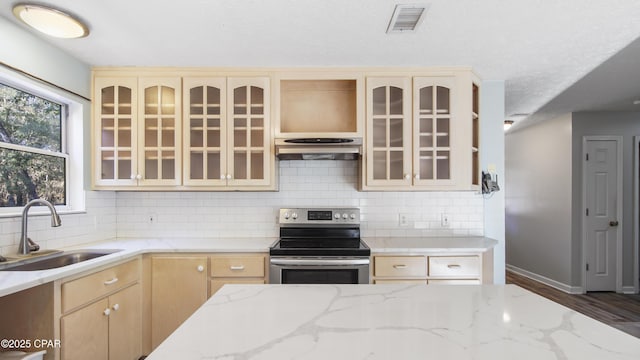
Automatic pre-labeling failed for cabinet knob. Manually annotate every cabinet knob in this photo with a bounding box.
[404,174,410,180]
[226,174,232,180]
[197,265,204,272]
[112,303,120,311]
[414,174,420,180]
[136,174,142,180]
[220,175,226,180]
[103,308,111,316]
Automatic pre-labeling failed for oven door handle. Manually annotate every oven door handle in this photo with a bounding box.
[270,258,370,266]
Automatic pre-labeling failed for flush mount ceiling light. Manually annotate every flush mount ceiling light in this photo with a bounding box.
[386,4,430,34]
[13,3,89,39]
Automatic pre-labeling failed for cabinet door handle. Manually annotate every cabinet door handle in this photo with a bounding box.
[112,303,120,311]
[103,308,111,316]
[447,264,462,269]
[104,277,119,285]
[197,265,204,272]
[609,220,619,227]
[230,265,245,271]
[393,264,408,269]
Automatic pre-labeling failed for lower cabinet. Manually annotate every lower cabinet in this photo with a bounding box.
[59,259,142,360]
[372,252,491,284]
[209,254,266,296]
[150,256,208,349]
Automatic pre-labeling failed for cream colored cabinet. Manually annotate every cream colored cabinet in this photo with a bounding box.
[427,255,481,284]
[60,260,142,360]
[372,255,427,284]
[183,77,273,189]
[150,256,208,349]
[209,254,267,296]
[372,252,489,284]
[93,76,181,189]
[364,73,479,191]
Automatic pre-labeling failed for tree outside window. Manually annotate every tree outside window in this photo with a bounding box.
[0,83,67,207]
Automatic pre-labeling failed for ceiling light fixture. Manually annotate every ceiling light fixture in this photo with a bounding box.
[504,120,514,131]
[12,3,89,39]
[386,4,429,34]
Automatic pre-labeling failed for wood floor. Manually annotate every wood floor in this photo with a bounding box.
[506,270,640,338]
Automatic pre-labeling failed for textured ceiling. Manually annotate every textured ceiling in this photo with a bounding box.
[2,0,640,127]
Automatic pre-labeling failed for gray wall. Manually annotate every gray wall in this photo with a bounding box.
[505,114,574,287]
[572,111,640,288]
[0,17,90,98]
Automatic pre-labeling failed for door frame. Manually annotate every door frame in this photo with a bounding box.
[633,136,640,293]
[581,136,623,293]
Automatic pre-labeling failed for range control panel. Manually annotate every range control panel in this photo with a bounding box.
[278,208,360,225]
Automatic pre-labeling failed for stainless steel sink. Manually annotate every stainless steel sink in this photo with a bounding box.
[0,249,122,271]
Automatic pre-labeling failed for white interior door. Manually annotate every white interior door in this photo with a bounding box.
[584,138,621,292]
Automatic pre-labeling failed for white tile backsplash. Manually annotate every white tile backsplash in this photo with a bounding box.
[116,161,484,239]
[0,162,484,254]
[0,191,117,256]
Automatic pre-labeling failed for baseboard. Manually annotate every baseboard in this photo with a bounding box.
[506,264,584,294]
[621,286,639,294]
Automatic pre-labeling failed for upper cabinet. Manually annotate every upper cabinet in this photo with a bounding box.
[93,71,275,191]
[94,76,181,189]
[183,77,273,189]
[363,71,480,191]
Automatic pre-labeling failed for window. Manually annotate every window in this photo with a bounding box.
[0,83,67,207]
[0,70,85,215]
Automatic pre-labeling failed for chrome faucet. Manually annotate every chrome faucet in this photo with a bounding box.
[19,199,62,255]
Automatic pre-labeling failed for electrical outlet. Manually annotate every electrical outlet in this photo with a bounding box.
[441,213,450,228]
[148,213,157,224]
[399,213,409,227]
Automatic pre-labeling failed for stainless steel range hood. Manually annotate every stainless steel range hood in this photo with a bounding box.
[275,138,362,160]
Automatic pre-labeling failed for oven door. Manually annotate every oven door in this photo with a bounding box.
[269,257,370,284]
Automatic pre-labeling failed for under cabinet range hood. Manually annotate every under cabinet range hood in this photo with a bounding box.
[275,138,362,160]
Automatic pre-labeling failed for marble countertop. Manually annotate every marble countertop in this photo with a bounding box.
[0,236,497,297]
[364,236,497,254]
[147,284,640,360]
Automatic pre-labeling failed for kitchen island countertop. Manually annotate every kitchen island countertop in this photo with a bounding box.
[147,283,640,360]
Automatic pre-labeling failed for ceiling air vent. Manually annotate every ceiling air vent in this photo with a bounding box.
[386,4,429,34]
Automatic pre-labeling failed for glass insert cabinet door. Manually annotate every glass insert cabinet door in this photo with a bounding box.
[183,78,227,186]
[138,78,182,186]
[365,77,412,186]
[227,77,270,186]
[413,77,456,185]
[94,77,138,186]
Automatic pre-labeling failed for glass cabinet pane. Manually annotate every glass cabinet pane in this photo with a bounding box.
[369,83,407,182]
[230,83,267,182]
[98,83,134,182]
[372,87,386,116]
[416,83,452,181]
[186,82,225,182]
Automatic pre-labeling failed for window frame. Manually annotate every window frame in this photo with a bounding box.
[0,69,85,217]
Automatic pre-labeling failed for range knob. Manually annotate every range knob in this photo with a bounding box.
[342,213,349,220]
[334,213,341,219]
[283,212,290,220]
[291,213,298,220]
[349,213,356,220]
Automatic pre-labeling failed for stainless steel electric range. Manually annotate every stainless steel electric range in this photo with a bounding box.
[269,208,370,284]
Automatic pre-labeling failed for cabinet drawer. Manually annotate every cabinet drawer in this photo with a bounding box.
[210,255,265,277]
[62,259,140,313]
[428,256,480,278]
[373,279,427,285]
[428,279,481,285]
[374,256,426,278]
[210,278,265,296]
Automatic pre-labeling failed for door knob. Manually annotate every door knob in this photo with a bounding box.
[609,220,619,227]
